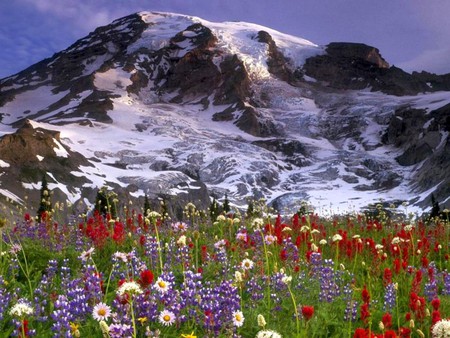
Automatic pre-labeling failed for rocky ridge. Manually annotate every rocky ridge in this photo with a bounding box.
[0,11,449,215]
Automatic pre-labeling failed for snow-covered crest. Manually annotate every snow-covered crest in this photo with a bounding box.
[0,11,449,215]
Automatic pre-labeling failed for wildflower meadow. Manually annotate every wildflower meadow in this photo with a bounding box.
[0,196,449,338]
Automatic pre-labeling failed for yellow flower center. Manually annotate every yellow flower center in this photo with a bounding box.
[235,314,242,321]
[158,281,166,288]
[97,308,106,316]
[163,314,171,322]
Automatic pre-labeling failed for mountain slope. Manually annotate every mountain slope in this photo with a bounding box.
[0,11,449,215]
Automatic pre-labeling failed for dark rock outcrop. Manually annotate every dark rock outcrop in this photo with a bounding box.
[302,42,450,95]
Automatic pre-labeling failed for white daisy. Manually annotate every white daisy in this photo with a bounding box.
[79,247,95,261]
[232,310,245,327]
[264,235,276,245]
[154,277,171,294]
[241,258,254,270]
[113,251,128,263]
[158,310,176,326]
[92,302,112,321]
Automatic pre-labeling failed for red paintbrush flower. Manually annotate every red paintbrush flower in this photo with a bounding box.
[432,310,441,325]
[382,312,393,328]
[362,285,370,304]
[431,298,440,310]
[138,269,154,288]
[301,305,314,320]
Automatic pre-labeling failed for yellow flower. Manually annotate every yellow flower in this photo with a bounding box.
[181,332,197,338]
[138,317,147,325]
[69,322,79,332]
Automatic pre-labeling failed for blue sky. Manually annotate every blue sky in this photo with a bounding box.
[1,0,450,78]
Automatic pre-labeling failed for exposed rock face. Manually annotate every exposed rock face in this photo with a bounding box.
[0,12,449,213]
[255,31,291,81]
[382,104,450,206]
[302,42,450,95]
[0,120,93,203]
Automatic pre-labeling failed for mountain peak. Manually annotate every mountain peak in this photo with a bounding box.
[0,12,449,214]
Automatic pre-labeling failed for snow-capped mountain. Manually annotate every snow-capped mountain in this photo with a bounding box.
[0,12,449,215]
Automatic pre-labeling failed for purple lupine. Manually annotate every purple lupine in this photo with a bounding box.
[33,260,58,322]
[143,235,161,272]
[424,279,438,302]
[51,295,73,338]
[281,238,299,265]
[318,259,340,302]
[442,273,450,295]
[179,270,203,318]
[81,264,103,303]
[246,275,265,302]
[67,286,91,319]
[0,276,12,321]
[344,299,359,322]
[109,323,133,338]
[270,272,289,305]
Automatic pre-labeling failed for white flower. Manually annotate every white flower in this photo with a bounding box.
[92,302,112,321]
[232,310,245,327]
[236,232,248,242]
[10,301,34,317]
[404,224,414,232]
[375,244,383,250]
[9,244,22,255]
[158,310,176,326]
[241,258,254,270]
[214,239,227,250]
[154,278,171,294]
[319,239,328,245]
[255,329,282,338]
[177,235,187,246]
[79,247,95,261]
[391,237,401,245]
[113,251,128,263]
[311,243,319,252]
[311,229,320,234]
[172,221,188,232]
[264,234,276,245]
[216,215,226,222]
[235,271,243,283]
[300,225,310,233]
[281,275,292,285]
[257,314,266,328]
[252,218,264,229]
[332,234,343,242]
[117,281,143,296]
[432,319,450,338]
[233,218,241,225]
[147,211,161,218]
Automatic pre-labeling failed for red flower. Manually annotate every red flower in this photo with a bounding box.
[432,310,441,325]
[353,328,367,338]
[301,305,314,320]
[362,285,370,304]
[383,268,392,285]
[138,270,154,288]
[360,303,370,323]
[382,312,393,328]
[431,298,440,310]
[384,330,398,338]
[398,327,411,338]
